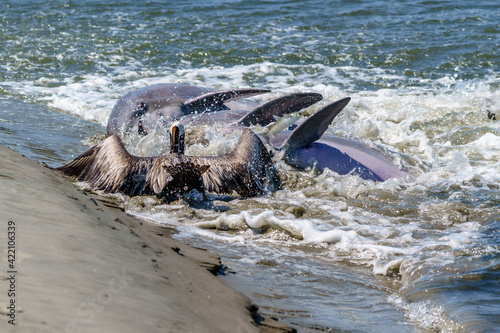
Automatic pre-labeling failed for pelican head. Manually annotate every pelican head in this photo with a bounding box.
[170,121,185,154]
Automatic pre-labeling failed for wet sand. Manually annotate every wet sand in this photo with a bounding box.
[0,145,294,333]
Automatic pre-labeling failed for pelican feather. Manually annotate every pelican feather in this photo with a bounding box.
[55,128,279,200]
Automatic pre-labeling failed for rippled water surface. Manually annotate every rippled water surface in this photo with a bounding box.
[1,1,499,331]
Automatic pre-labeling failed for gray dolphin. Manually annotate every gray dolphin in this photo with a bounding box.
[108,83,323,136]
[267,98,411,181]
[107,83,272,135]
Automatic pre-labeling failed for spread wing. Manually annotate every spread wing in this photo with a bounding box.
[54,135,167,196]
[190,129,281,197]
[55,130,281,199]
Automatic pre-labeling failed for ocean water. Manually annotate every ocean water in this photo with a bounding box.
[1,0,499,331]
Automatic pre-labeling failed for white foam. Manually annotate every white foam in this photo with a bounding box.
[467,132,500,160]
[388,295,463,332]
[176,225,247,245]
[195,213,247,231]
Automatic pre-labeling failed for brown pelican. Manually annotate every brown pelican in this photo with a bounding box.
[55,123,280,201]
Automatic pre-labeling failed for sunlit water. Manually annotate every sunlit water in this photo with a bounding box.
[1,1,499,331]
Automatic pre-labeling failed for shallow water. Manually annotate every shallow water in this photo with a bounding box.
[1,1,499,331]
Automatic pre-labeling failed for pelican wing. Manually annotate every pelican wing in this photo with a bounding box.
[55,135,167,196]
[55,130,280,199]
[190,129,281,197]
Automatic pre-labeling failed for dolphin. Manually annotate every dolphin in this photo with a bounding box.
[107,83,324,136]
[267,98,412,181]
[107,83,267,136]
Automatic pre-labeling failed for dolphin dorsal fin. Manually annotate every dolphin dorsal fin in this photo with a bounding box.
[282,97,351,151]
[237,92,323,126]
[181,88,270,114]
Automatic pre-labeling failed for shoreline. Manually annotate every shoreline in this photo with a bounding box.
[0,144,294,333]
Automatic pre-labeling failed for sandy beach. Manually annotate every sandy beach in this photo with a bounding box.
[0,144,294,333]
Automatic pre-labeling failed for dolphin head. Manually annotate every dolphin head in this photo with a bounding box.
[107,83,211,136]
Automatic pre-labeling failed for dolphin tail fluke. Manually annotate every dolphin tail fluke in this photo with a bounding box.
[282,97,351,151]
[237,92,323,126]
[181,88,271,114]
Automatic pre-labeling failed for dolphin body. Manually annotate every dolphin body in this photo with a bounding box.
[108,84,411,182]
[271,132,409,181]
[107,83,323,135]
[264,98,410,182]
[107,83,272,135]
